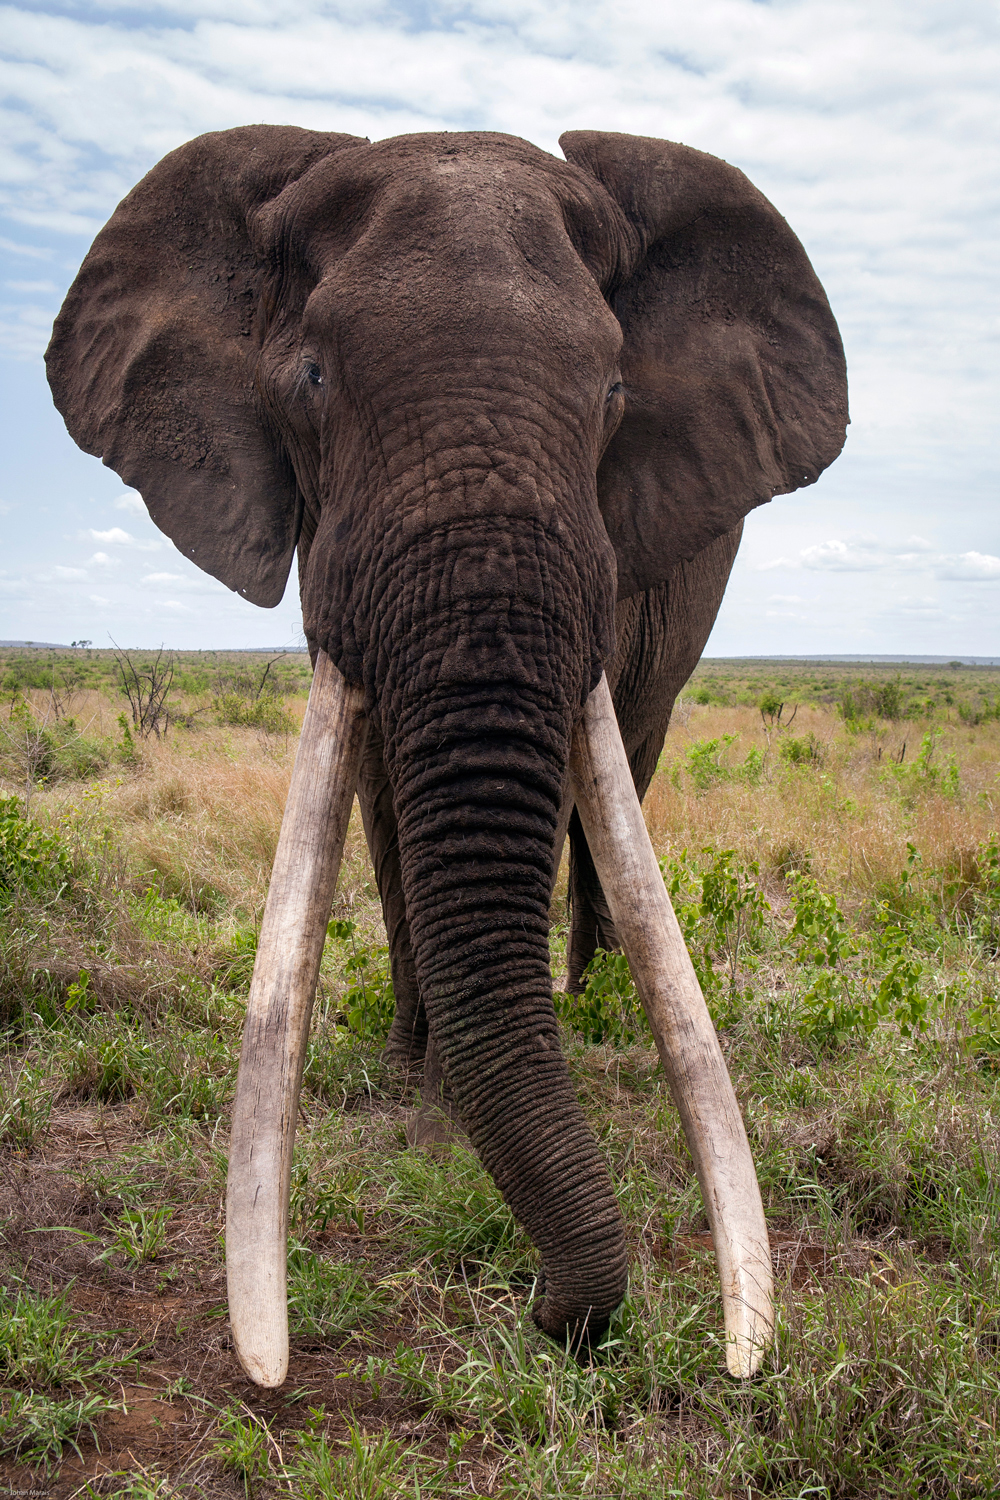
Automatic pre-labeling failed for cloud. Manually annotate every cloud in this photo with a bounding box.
[53,565,87,579]
[935,551,1000,581]
[87,527,160,551]
[0,236,53,261]
[114,491,147,515]
[758,537,1000,582]
[88,527,136,545]
[800,539,885,572]
[141,572,185,585]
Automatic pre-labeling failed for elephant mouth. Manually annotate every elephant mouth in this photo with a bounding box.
[224,649,773,1389]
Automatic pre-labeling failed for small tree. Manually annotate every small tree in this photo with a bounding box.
[113,643,174,739]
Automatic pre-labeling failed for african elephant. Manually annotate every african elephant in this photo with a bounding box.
[46,126,847,1388]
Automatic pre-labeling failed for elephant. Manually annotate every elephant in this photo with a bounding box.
[46,125,847,1388]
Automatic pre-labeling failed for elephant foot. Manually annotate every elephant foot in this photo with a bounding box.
[382,1037,425,1074]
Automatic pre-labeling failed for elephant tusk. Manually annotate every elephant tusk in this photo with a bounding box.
[569,674,773,1377]
[226,650,368,1388]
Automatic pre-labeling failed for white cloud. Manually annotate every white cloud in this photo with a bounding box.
[88,594,110,606]
[758,536,1000,583]
[88,552,117,567]
[86,526,160,551]
[935,551,1000,581]
[0,236,53,260]
[53,565,87,579]
[800,538,885,572]
[88,527,136,545]
[114,491,147,515]
[141,572,185,585]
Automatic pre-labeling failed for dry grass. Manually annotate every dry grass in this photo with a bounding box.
[648,700,1000,911]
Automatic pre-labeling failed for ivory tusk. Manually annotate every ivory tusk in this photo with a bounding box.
[226,650,368,1388]
[569,674,773,1377]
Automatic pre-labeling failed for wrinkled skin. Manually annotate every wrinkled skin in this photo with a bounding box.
[47,127,847,1346]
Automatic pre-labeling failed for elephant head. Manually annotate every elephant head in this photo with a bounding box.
[47,126,847,1387]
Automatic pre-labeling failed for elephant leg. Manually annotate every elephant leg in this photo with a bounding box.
[356,721,427,1068]
[566,807,620,991]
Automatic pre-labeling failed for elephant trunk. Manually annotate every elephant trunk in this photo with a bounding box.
[385,669,629,1344]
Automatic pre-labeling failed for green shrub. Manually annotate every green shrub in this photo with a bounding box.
[214,691,293,734]
[780,732,824,766]
[0,797,71,903]
[839,675,905,724]
[555,949,649,1046]
[330,920,395,1041]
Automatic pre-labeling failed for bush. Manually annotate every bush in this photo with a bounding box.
[214,691,294,734]
[0,798,71,904]
[685,735,765,791]
[555,949,648,1046]
[780,733,824,766]
[839,675,905,724]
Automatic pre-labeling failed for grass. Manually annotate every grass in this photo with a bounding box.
[1,651,1000,1493]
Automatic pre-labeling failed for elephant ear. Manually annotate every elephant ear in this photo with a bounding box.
[46,125,366,607]
[560,130,848,597]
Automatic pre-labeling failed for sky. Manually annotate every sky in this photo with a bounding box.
[0,0,997,653]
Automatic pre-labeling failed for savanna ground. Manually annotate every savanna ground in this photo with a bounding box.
[2,647,1000,1498]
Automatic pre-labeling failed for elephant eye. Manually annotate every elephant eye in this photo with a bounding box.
[606,381,623,401]
[306,362,324,388]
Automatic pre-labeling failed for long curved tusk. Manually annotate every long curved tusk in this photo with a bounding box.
[569,674,773,1377]
[226,650,368,1388]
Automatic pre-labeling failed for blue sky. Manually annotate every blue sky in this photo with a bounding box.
[1,0,997,651]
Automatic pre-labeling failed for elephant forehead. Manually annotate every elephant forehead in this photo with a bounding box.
[261,135,626,320]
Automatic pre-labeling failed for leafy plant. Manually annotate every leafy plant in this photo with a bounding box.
[335,922,395,1041]
[0,796,71,903]
[0,1277,119,1389]
[555,948,649,1046]
[700,847,770,979]
[787,871,854,969]
[0,1387,115,1471]
[58,1203,175,1266]
[213,655,294,735]
[868,920,929,1038]
[211,1403,272,1497]
[884,730,960,799]
[780,732,824,765]
[685,734,738,790]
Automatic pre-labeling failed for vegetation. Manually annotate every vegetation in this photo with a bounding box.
[1,649,1000,1494]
